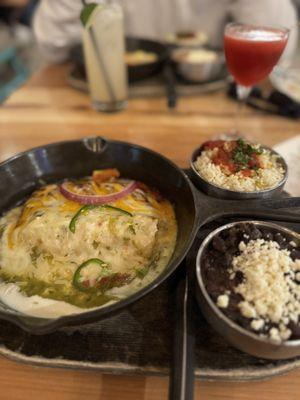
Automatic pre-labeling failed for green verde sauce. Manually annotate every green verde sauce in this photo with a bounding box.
[0,274,115,308]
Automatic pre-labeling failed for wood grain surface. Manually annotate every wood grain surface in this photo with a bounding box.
[0,63,299,400]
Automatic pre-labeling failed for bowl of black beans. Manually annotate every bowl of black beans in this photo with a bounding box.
[196,221,300,359]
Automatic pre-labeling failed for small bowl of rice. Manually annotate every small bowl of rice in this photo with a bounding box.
[190,139,288,199]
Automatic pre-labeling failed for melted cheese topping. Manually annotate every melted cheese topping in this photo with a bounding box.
[0,178,177,315]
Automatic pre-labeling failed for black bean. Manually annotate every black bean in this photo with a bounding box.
[250,227,262,240]
[225,247,238,259]
[227,233,238,247]
[290,249,300,261]
[243,223,253,237]
[274,232,286,246]
[234,271,244,285]
[288,321,300,339]
[224,253,232,267]
[212,235,227,252]
[262,231,273,241]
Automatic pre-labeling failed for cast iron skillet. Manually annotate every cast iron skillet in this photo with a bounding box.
[1,137,300,399]
[70,37,168,84]
[0,136,299,336]
[0,136,198,334]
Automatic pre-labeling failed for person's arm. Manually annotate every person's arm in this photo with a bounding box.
[229,0,298,62]
[33,0,82,63]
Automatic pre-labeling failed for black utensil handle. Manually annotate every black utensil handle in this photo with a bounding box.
[169,273,195,400]
[164,63,177,109]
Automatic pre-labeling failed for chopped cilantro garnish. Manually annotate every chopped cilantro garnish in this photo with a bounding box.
[233,150,250,165]
[232,139,262,171]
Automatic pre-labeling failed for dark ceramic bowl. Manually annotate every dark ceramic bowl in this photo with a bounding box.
[190,144,288,200]
[196,220,300,359]
[125,37,168,82]
[0,136,198,333]
[70,37,168,84]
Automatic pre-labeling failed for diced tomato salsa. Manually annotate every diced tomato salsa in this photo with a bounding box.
[202,139,262,175]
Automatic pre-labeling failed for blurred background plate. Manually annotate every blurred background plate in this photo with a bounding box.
[70,37,168,84]
[69,37,227,98]
[271,65,300,103]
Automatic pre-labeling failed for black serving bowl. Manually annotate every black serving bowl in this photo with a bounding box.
[0,136,198,333]
[195,220,300,359]
[125,37,168,82]
[190,143,288,200]
[70,37,168,84]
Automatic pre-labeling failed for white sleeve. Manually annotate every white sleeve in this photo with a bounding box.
[33,0,82,63]
[229,0,298,62]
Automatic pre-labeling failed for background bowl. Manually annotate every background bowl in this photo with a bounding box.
[70,37,168,84]
[125,37,168,82]
[190,143,288,199]
[171,48,225,83]
[195,220,300,359]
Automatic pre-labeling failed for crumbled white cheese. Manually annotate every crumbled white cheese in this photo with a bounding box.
[279,327,292,341]
[239,241,246,251]
[217,294,229,308]
[229,272,236,280]
[231,238,300,342]
[269,327,281,343]
[250,319,265,331]
[239,301,257,318]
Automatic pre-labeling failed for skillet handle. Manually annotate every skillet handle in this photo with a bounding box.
[221,208,300,224]
[194,194,300,229]
[259,197,300,209]
[169,271,195,400]
[83,136,108,154]
[223,197,300,224]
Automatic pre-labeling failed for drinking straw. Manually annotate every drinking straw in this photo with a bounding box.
[81,0,117,103]
[89,27,117,103]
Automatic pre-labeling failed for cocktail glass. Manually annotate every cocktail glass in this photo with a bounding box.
[224,23,289,135]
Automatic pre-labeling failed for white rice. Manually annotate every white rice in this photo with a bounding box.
[194,147,285,192]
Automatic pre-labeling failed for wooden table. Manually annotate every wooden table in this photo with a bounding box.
[0,64,299,400]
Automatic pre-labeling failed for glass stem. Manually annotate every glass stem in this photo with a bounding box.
[234,85,251,136]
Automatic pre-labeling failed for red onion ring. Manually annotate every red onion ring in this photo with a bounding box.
[60,180,138,205]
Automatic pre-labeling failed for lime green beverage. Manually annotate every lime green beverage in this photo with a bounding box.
[82,1,127,112]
